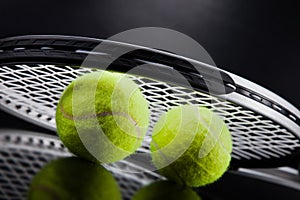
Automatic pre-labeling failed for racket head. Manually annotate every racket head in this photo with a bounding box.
[0,35,299,168]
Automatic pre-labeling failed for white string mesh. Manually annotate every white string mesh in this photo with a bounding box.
[0,64,299,161]
[0,132,160,200]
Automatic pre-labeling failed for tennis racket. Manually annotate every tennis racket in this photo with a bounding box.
[0,35,299,168]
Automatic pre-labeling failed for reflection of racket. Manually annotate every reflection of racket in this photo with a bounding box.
[0,35,299,168]
[0,129,161,200]
[1,129,299,200]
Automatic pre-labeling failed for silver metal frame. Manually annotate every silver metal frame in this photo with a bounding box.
[220,72,300,138]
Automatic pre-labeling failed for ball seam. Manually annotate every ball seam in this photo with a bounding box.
[59,103,142,140]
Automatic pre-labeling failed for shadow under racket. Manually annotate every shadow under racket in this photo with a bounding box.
[0,35,299,169]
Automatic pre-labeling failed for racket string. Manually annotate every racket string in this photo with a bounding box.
[0,64,300,162]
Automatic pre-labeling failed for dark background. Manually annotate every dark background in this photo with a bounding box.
[0,1,299,199]
[0,0,299,129]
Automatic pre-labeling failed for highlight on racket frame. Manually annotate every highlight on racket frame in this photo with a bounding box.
[0,35,299,168]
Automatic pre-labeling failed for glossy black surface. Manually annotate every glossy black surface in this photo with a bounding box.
[198,171,300,200]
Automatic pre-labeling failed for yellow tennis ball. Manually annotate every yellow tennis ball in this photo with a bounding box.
[131,181,201,200]
[27,157,121,200]
[56,71,149,164]
[150,105,232,187]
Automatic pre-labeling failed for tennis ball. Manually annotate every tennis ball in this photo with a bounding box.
[131,180,201,200]
[27,157,121,200]
[56,71,149,164]
[150,105,232,187]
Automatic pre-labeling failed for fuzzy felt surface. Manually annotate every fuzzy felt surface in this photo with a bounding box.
[150,105,232,187]
[56,71,149,163]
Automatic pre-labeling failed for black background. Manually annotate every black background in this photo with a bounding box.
[0,0,299,127]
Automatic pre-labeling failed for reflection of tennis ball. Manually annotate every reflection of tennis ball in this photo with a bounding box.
[56,71,149,163]
[150,105,232,187]
[132,181,201,200]
[27,157,121,200]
